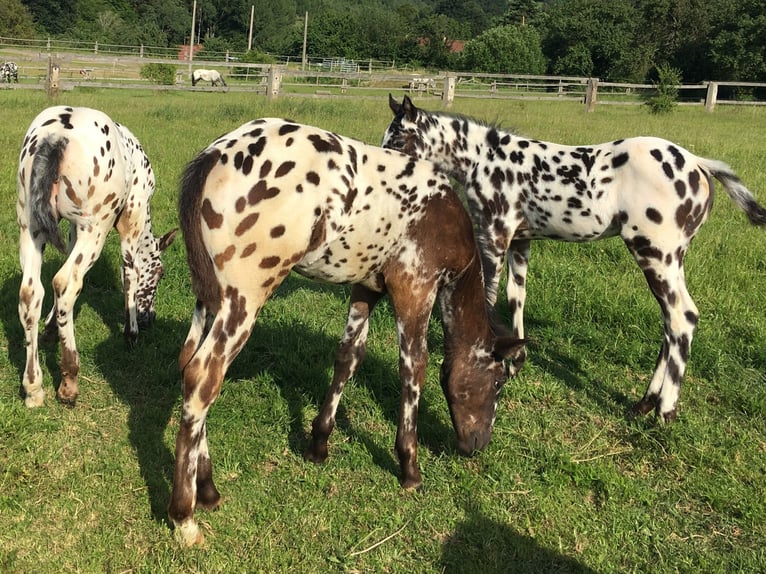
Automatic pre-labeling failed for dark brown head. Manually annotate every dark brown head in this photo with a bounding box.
[440,334,525,455]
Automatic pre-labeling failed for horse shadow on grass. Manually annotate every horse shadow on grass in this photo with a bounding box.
[1,256,456,523]
[441,505,599,574]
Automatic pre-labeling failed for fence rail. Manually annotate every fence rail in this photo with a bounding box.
[2,40,765,112]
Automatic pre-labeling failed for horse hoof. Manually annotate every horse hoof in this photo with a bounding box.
[174,520,205,547]
[304,443,328,465]
[660,409,678,423]
[196,485,222,511]
[631,397,656,416]
[23,390,45,408]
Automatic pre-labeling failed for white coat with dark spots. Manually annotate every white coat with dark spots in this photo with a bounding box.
[17,105,176,407]
[169,118,525,546]
[383,95,766,423]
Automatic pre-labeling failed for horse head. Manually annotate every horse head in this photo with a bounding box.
[135,228,177,329]
[440,332,525,455]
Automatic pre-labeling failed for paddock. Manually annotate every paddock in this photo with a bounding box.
[0,91,763,572]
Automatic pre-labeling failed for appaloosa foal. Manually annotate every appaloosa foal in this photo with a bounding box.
[169,118,525,545]
[383,94,766,422]
[17,106,176,407]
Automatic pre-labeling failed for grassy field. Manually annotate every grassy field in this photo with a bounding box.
[0,89,764,573]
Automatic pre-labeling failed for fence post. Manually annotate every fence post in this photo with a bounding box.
[268,65,282,100]
[46,56,60,99]
[585,78,598,112]
[442,74,455,107]
[705,82,718,112]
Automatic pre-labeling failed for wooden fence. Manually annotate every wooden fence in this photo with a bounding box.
[2,47,765,112]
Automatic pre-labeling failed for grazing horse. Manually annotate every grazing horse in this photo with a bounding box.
[383,94,766,422]
[169,118,525,546]
[191,69,226,87]
[17,106,177,407]
[2,61,18,83]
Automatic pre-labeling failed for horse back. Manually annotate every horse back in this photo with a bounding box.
[181,118,463,296]
[19,107,138,228]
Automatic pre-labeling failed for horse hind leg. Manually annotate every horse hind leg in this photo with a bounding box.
[42,225,77,343]
[305,285,383,464]
[505,238,530,370]
[169,286,267,546]
[630,248,699,422]
[18,228,46,407]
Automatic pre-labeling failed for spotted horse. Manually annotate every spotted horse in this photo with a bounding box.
[168,118,525,545]
[1,61,18,83]
[383,94,766,423]
[17,106,177,407]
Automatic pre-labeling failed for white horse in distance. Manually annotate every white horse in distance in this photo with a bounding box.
[191,69,227,87]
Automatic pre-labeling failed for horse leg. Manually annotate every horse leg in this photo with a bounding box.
[18,228,46,407]
[305,285,383,464]
[628,247,698,422]
[389,283,437,490]
[51,226,110,406]
[42,225,76,342]
[179,300,215,372]
[168,288,265,546]
[505,238,530,370]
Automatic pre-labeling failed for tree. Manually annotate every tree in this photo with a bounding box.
[462,25,546,75]
[22,0,78,35]
[542,0,645,81]
[0,0,37,37]
[635,0,711,83]
[707,0,766,82]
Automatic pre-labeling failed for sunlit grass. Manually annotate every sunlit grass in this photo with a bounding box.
[0,89,764,573]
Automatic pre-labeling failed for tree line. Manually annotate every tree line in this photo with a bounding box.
[2,0,764,83]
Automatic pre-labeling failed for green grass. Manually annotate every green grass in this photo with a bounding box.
[1,90,765,573]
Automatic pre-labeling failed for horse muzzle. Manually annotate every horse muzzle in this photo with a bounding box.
[455,429,492,456]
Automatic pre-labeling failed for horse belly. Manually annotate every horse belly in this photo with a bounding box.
[294,227,393,287]
[519,194,620,242]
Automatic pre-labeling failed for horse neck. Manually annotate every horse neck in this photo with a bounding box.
[439,253,493,355]
[424,113,491,181]
[135,211,157,253]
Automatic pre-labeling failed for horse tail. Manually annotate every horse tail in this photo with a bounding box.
[700,157,766,226]
[29,135,68,253]
[191,71,198,86]
[179,147,223,312]
[220,74,226,87]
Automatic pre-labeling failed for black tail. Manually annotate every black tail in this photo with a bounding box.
[178,148,223,312]
[29,136,68,253]
[701,157,766,226]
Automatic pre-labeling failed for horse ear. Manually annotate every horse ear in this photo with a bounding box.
[402,95,418,121]
[493,337,526,362]
[158,228,178,252]
[388,93,402,115]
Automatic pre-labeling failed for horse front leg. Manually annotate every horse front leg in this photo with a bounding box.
[388,283,435,491]
[305,285,383,464]
[18,229,46,407]
[505,238,530,370]
[394,314,431,491]
[121,256,140,350]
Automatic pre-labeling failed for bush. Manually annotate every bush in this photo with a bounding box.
[140,63,176,85]
[647,63,681,114]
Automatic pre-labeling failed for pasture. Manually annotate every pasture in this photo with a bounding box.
[0,90,764,573]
